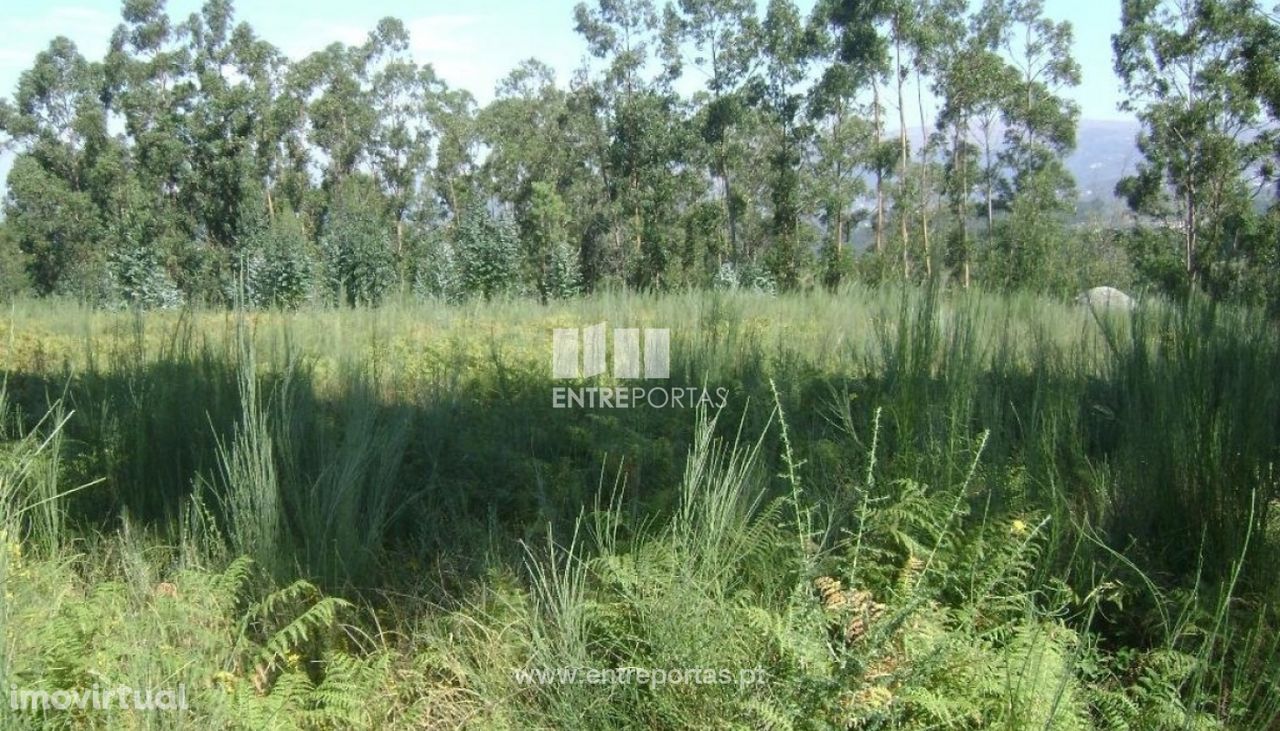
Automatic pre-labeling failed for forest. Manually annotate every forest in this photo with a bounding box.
[1,1,1280,729]
[0,0,1276,308]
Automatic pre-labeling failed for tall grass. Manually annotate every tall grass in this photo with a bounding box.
[0,286,1277,727]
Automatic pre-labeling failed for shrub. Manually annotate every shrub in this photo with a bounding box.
[544,241,582,300]
[110,241,183,309]
[243,212,314,309]
[320,181,396,306]
[455,206,520,300]
[411,230,464,302]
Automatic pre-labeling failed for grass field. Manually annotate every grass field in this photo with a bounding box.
[1,285,1278,729]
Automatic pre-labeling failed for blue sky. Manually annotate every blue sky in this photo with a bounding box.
[0,0,1131,118]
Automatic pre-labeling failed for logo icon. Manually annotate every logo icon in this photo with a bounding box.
[552,323,669,380]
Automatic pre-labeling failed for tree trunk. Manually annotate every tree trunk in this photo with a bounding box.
[720,141,737,260]
[836,103,845,254]
[873,79,885,255]
[1185,182,1196,282]
[983,117,994,238]
[895,24,910,279]
[961,133,969,288]
[916,68,931,279]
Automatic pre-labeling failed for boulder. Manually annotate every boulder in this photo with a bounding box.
[1075,286,1135,310]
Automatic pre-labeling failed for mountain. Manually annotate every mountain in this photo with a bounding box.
[885,118,1141,213]
[1067,119,1143,203]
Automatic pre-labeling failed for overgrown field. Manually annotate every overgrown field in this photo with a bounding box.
[0,286,1278,729]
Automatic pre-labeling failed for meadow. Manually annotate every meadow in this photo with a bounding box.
[0,285,1278,729]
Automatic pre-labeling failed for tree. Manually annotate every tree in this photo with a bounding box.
[521,181,571,300]
[807,0,885,285]
[367,22,436,260]
[995,0,1081,208]
[242,207,314,308]
[574,0,690,288]
[319,176,395,305]
[455,205,520,300]
[751,0,812,290]
[2,36,118,297]
[426,85,481,224]
[1114,0,1276,295]
[813,0,894,259]
[933,0,1018,286]
[673,0,759,257]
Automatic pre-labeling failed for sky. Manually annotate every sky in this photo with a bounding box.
[0,0,1135,188]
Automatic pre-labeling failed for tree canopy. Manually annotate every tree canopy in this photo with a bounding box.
[0,0,1276,308]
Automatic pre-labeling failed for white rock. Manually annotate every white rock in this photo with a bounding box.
[1075,286,1135,310]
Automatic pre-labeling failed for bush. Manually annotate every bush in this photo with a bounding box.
[320,180,397,306]
[110,242,184,310]
[0,224,31,299]
[455,206,520,300]
[544,241,582,300]
[243,212,314,309]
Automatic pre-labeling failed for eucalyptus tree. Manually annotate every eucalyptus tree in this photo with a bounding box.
[810,0,893,254]
[965,0,1080,290]
[805,58,871,288]
[480,61,562,292]
[992,0,1080,206]
[291,20,415,189]
[425,85,481,224]
[367,27,436,258]
[105,0,192,203]
[887,0,919,276]
[754,0,812,288]
[673,0,760,257]
[905,0,952,278]
[480,60,567,204]
[1114,0,1277,293]
[101,0,199,300]
[182,0,284,257]
[1,37,116,296]
[933,0,1018,286]
[573,0,688,287]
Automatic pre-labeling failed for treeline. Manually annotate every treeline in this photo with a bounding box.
[0,0,1276,308]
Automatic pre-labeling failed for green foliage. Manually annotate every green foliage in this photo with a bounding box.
[984,167,1077,294]
[410,229,463,302]
[454,205,521,300]
[319,179,396,306]
[243,212,315,309]
[0,289,1279,728]
[109,241,184,310]
[1,0,1277,305]
[520,181,576,300]
[545,240,583,300]
[0,224,31,299]
[1113,0,1279,297]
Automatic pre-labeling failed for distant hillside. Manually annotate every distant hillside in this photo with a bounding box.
[893,119,1142,204]
[1068,120,1143,202]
